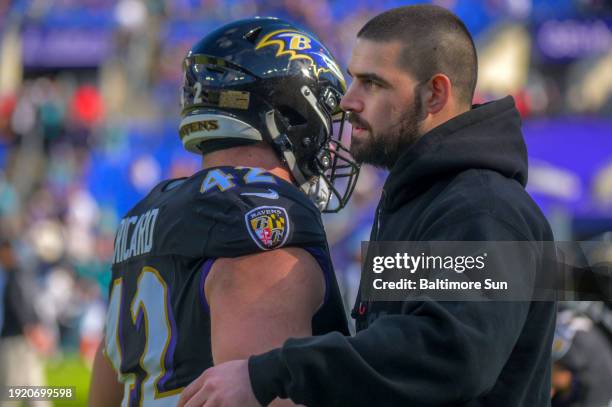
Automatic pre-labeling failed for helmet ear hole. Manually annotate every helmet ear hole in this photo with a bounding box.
[277,105,307,127]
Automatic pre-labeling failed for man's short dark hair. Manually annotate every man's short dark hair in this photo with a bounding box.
[357,5,478,106]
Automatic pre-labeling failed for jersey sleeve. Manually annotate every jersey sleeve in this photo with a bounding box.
[197,184,327,259]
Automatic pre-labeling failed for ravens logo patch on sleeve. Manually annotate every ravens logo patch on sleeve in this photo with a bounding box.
[245,206,290,250]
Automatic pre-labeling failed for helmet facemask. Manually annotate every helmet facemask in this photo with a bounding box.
[323,112,360,212]
[264,84,359,212]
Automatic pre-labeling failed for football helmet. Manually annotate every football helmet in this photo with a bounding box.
[179,17,359,212]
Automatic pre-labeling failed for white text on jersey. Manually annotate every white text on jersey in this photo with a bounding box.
[113,208,159,264]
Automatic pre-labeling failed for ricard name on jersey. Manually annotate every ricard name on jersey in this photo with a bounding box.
[113,208,159,264]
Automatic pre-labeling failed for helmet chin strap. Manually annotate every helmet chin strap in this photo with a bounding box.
[264,110,332,208]
[264,110,309,190]
[308,177,331,211]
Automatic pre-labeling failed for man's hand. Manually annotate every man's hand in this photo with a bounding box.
[177,359,261,407]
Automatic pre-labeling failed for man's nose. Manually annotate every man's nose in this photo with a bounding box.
[340,85,364,113]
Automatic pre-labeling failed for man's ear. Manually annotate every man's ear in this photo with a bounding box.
[422,73,452,115]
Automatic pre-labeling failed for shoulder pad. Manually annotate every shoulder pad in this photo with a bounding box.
[191,167,326,257]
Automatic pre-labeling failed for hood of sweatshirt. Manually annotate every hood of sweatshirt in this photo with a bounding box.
[382,96,527,212]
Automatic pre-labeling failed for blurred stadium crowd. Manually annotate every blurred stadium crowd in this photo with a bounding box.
[0,0,612,405]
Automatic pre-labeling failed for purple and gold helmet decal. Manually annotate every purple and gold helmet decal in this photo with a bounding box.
[256,29,346,90]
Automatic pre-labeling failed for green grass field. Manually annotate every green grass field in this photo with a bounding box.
[45,354,91,407]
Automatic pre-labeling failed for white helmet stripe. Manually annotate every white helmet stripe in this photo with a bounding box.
[300,86,330,134]
[179,113,263,153]
[264,110,311,195]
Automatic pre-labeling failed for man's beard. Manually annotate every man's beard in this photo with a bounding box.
[349,95,423,170]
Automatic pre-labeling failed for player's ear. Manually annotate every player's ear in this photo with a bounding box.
[420,73,451,116]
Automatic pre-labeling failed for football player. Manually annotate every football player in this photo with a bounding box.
[88,17,359,407]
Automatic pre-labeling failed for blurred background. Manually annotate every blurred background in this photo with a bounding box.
[0,0,611,405]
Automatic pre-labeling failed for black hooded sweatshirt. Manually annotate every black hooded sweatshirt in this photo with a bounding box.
[248,96,556,406]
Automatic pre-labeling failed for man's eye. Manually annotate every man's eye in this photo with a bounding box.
[363,79,377,89]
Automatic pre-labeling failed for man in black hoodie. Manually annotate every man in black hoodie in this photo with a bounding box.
[178,5,556,407]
